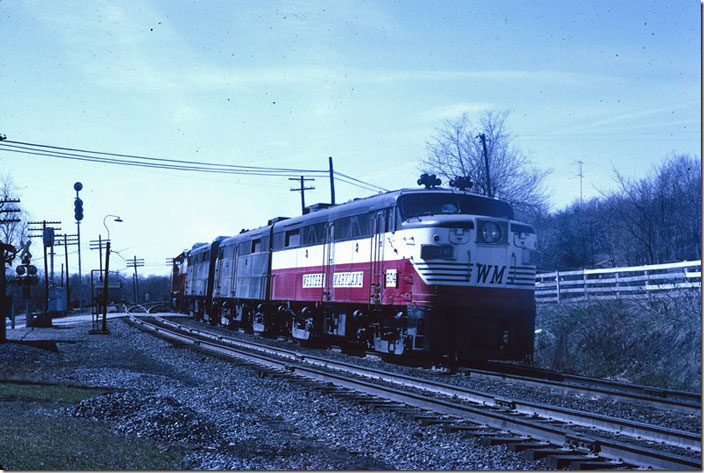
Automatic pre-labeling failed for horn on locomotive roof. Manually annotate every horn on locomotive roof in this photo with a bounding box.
[418,173,441,189]
[449,176,473,191]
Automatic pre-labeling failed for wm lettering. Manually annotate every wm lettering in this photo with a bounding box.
[476,263,506,284]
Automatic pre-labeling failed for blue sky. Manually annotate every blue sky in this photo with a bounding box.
[0,0,700,276]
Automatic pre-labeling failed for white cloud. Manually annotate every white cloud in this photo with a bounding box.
[423,102,493,122]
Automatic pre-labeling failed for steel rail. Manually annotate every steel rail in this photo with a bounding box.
[152,316,701,451]
[462,362,700,413]
[131,316,701,470]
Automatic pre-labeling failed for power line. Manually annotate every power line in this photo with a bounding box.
[0,144,324,178]
[517,130,698,137]
[0,137,390,200]
[334,171,389,193]
[2,139,329,174]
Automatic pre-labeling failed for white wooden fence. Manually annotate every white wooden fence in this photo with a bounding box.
[535,260,701,304]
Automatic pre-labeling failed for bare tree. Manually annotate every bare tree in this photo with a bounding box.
[602,154,701,265]
[423,110,550,221]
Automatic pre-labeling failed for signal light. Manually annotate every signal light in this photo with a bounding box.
[418,173,441,189]
[74,197,83,221]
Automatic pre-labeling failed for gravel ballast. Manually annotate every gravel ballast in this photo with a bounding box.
[172,316,702,435]
[1,316,546,470]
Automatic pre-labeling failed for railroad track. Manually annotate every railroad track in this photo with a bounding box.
[128,315,701,470]
[462,361,701,414]
[125,302,171,314]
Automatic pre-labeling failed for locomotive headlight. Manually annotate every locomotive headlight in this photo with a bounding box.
[482,222,502,243]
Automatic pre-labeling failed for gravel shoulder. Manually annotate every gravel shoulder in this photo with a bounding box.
[171,316,702,435]
[0,316,546,470]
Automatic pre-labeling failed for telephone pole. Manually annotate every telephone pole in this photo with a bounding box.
[328,156,336,205]
[56,233,78,309]
[28,220,61,314]
[289,176,315,215]
[0,197,20,342]
[126,256,144,304]
[476,133,492,198]
[577,160,584,208]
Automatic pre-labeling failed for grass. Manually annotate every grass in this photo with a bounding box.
[0,383,186,471]
[533,292,702,391]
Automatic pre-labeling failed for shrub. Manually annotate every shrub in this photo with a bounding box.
[534,291,701,391]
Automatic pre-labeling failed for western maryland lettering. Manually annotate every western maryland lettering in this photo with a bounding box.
[475,263,506,285]
[302,271,364,288]
[333,271,364,288]
[302,273,325,288]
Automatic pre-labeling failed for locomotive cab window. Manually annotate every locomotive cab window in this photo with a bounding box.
[398,194,513,220]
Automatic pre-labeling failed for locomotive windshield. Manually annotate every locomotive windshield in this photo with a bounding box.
[398,193,514,220]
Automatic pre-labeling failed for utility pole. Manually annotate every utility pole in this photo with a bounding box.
[328,156,336,205]
[101,241,110,332]
[476,134,492,198]
[28,220,61,314]
[89,236,109,330]
[126,256,144,304]
[0,197,20,342]
[56,233,78,309]
[577,160,584,209]
[289,176,315,215]
[90,236,106,280]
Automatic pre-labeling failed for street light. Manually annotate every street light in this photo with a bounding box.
[95,215,122,334]
[103,215,123,241]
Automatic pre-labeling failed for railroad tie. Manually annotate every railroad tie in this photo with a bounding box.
[479,436,531,447]
[568,459,631,470]
[414,415,457,426]
[442,423,488,433]
[546,454,600,469]
[522,447,577,461]
[505,441,553,453]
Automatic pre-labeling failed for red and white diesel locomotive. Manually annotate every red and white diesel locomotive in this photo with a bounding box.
[170,180,537,362]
